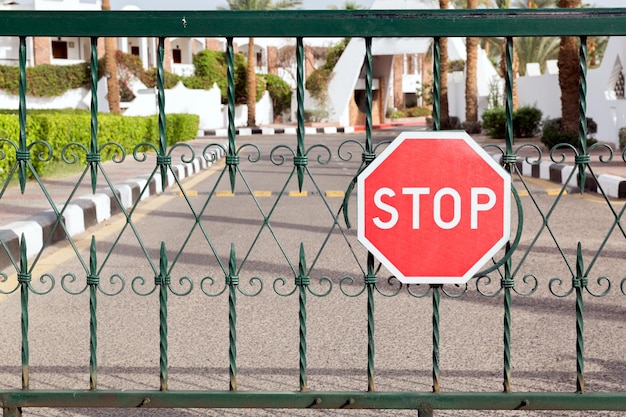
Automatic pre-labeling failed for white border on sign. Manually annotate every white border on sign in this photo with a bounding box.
[357,131,511,285]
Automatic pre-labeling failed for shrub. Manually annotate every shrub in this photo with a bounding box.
[0,111,198,181]
[481,107,507,138]
[481,105,543,139]
[541,117,597,150]
[141,68,180,89]
[0,63,90,97]
[304,109,328,123]
[305,38,349,104]
[619,127,626,150]
[463,120,482,134]
[261,73,292,119]
[514,105,543,138]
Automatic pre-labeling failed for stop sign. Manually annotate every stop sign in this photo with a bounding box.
[357,131,511,284]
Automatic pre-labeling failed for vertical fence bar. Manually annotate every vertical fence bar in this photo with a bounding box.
[296,244,309,391]
[574,243,585,393]
[431,284,441,395]
[17,36,28,194]
[89,37,99,194]
[156,37,170,191]
[365,256,376,392]
[295,37,307,192]
[363,37,377,393]
[88,237,99,390]
[226,37,239,193]
[576,36,589,193]
[157,242,169,391]
[504,37,514,159]
[227,244,238,391]
[18,235,30,391]
[502,36,515,395]
[430,37,442,400]
[432,37,441,132]
[502,243,513,393]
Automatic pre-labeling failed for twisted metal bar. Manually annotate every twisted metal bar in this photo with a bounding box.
[502,243,513,393]
[431,37,442,394]
[432,285,441,393]
[432,37,441,132]
[365,253,377,392]
[504,36,514,160]
[574,243,585,393]
[157,37,168,190]
[19,235,29,390]
[577,36,588,193]
[296,37,307,192]
[156,242,169,392]
[18,36,28,194]
[88,237,99,390]
[365,37,373,146]
[297,244,308,391]
[226,37,238,193]
[227,244,238,391]
[363,37,376,393]
[89,37,99,194]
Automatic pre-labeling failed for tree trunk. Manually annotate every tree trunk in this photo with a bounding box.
[465,0,478,123]
[557,0,581,135]
[247,37,257,127]
[439,0,449,124]
[101,0,120,114]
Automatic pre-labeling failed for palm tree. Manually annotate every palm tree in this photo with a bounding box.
[465,0,478,124]
[439,0,450,126]
[514,36,559,76]
[220,0,302,127]
[557,0,581,135]
[328,1,363,9]
[101,0,120,114]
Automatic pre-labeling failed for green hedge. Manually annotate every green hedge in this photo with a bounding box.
[0,111,199,180]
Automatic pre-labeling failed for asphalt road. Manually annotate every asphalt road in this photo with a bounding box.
[1,131,626,416]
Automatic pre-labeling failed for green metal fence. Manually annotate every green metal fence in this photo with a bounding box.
[1,8,626,416]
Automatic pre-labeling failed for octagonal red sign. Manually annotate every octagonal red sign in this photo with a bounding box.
[357,131,511,284]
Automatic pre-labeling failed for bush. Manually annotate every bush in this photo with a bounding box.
[304,109,328,123]
[305,38,349,104]
[481,107,507,138]
[142,68,180,90]
[481,105,543,139]
[261,73,292,119]
[514,105,543,138]
[0,63,90,97]
[619,127,626,150]
[463,120,482,134]
[541,117,597,150]
[0,111,199,181]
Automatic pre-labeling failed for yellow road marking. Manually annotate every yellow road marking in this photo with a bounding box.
[254,191,272,197]
[179,190,198,197]
[216,191,235,197]
[325,190,345,198]
[289,191,308,197]
[547,189,565,196]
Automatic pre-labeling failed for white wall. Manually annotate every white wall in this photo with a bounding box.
[517,36,626,146]
[0,79,273,130]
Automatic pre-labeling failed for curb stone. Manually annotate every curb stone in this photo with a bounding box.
[0,147,225,272]
[490,154,626,199]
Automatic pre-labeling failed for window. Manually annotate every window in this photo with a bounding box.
[172,49,182,64]
[616,72,625,99]
[51,40,68,59]
[131,46,140,56]
[256,51,262,67]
